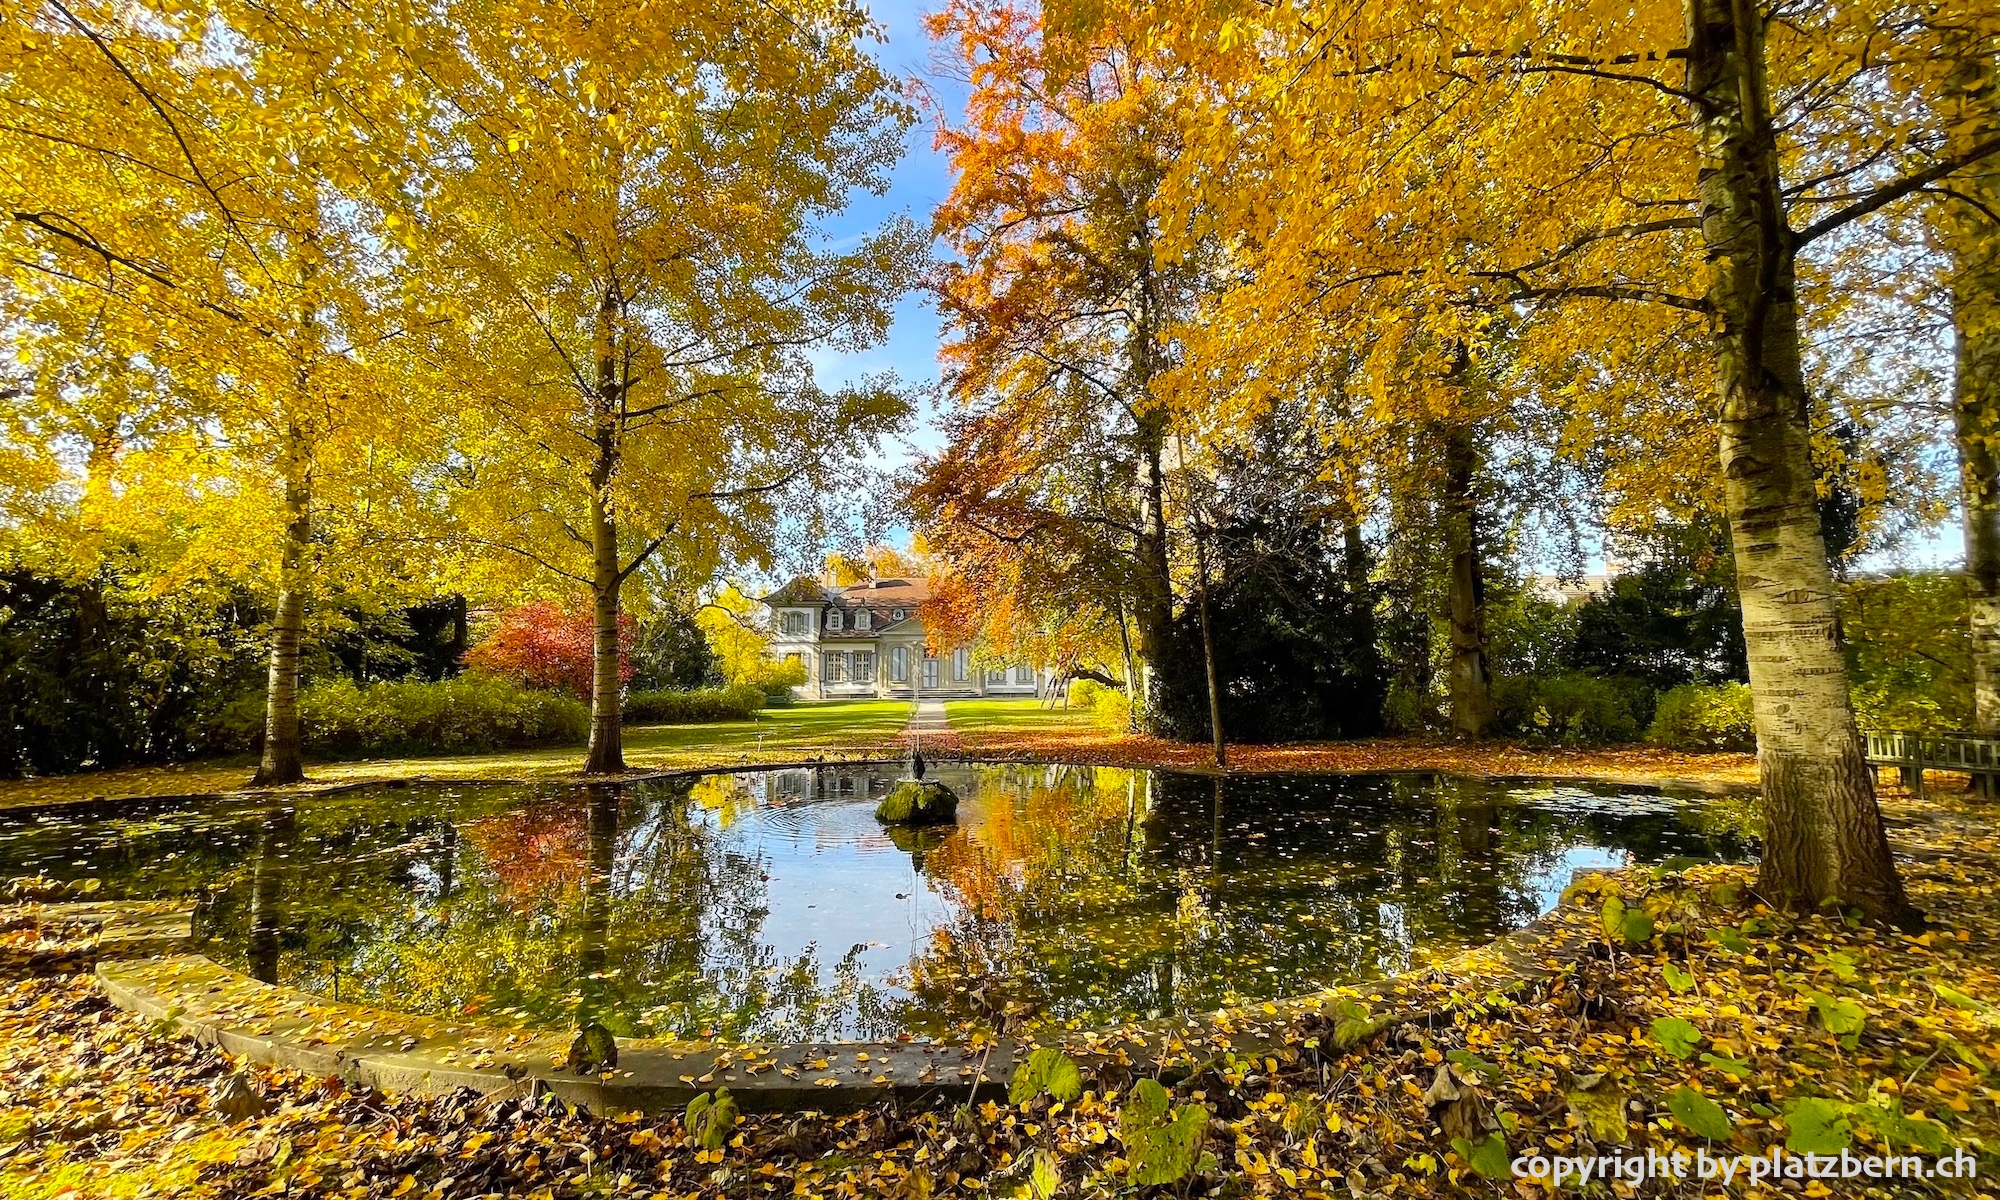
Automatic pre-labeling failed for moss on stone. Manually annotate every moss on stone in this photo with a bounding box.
[875,780,959,825]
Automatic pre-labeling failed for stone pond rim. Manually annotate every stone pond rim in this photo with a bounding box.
[72,878,1603,1115]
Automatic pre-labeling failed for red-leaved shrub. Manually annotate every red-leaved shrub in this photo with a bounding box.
[464,601,632,698]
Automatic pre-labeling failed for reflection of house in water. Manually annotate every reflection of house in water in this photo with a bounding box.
[755,766,897,805]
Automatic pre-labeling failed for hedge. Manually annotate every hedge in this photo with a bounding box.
[1492,672,1651,747]
[197,675,589,757]
[623,684,766,725]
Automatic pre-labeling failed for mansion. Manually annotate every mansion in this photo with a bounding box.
[759,576,1048,700]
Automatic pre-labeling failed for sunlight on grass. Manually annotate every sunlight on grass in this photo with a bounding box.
[945,697,1103,738]
[0,699,915,809]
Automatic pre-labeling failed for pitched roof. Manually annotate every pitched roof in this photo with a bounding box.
[757,575,930,615]
[834,578,929,609]
[757,576,833,605]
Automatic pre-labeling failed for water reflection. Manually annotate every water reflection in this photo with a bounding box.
[0,766,1754,1041]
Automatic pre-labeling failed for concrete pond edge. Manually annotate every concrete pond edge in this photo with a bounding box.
[56,876,1607,1116]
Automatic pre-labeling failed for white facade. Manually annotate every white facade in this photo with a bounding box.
[760,577,1047,700]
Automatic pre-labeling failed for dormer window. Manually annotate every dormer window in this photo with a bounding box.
[856,609,871,631]
[892,609,905,621]
[827,609,843,632]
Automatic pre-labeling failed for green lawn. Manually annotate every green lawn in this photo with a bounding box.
[0,698,915,809]
[626,698,914,752]
[944,696,1103,738]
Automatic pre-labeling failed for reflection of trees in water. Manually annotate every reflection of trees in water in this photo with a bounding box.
[245,805,296,984]
[277,777,905,1043]
[0,769,1750,1038]
[901,769,1749,1028]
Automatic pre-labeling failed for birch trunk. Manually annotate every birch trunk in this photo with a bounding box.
[1939,41,2000,733]
[1685,0,1910,919]
[253,419,311,786]
[1442,423,1492,738]
[583,290,626,775]
[584,483,625,773]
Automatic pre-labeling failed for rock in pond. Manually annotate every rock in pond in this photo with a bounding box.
[875,780,959,825]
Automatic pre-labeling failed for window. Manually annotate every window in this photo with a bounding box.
[987,668,1006,685]
[781,611,807,636]
[784,652,804,667]
[1014,664,1035,684]
[826,609,843,632]
[951,647,970,683]
[922,656,939,689]
[856,609,871,631]
[890,646,909,683]
[854,650,875,684]
[822,651,847,683]
[892,608,905,621]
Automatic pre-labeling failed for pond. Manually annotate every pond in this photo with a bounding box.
[0,764,1754,1042]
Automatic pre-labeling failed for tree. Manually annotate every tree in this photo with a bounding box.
[922,0,1199,728]
[696,585,780,691]
[1149,413,1387,744]
[0,0,444,785]
[1133,0,2000,917]
[408,0,921,772]
[1933,30,2000,731]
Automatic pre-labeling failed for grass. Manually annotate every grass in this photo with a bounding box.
[0,699,916,810]
[943,696,1104,737]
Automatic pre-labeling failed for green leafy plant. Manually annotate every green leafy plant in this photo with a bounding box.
[623,684,766,725]
[1810,992,1867,1039]
[1449,1132,1512,1180]
[1009,1048,1084,1105]
[685,1087,738,1151]
[1601,895,1654,945]
[1667,1086,1732,1140]
[1117,1079,1208,1186]
[1785,1097,1854,1154]
[1650,1017,1702,1059]
[1330,998,1383,1049]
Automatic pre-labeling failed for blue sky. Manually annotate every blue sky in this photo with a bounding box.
[810,0,968,471]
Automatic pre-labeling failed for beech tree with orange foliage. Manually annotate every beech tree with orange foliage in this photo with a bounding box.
[919,0,1205,730]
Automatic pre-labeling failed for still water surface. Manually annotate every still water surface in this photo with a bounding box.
[0,764,1754,1041]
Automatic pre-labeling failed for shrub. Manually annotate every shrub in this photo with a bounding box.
[1381,680,1437,735]
[754,657,808,703]
[1069,678,1133,732]
[1493,672,1647,747]
[464,601,631,698]
[623,684,766,725]
[192,676,589,757]
[1646,682,1756,753]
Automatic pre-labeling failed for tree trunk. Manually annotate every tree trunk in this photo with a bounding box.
[1442,423,1492,738]
[1940,39,2000,733]
[583,290,626,775]
[1133,416,1174,729]
[253,422,311,786]
[1685,0,1910,920]
[1341,511,1370,595]
[1192,509,1226,767]
[1113,593,1140,730]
